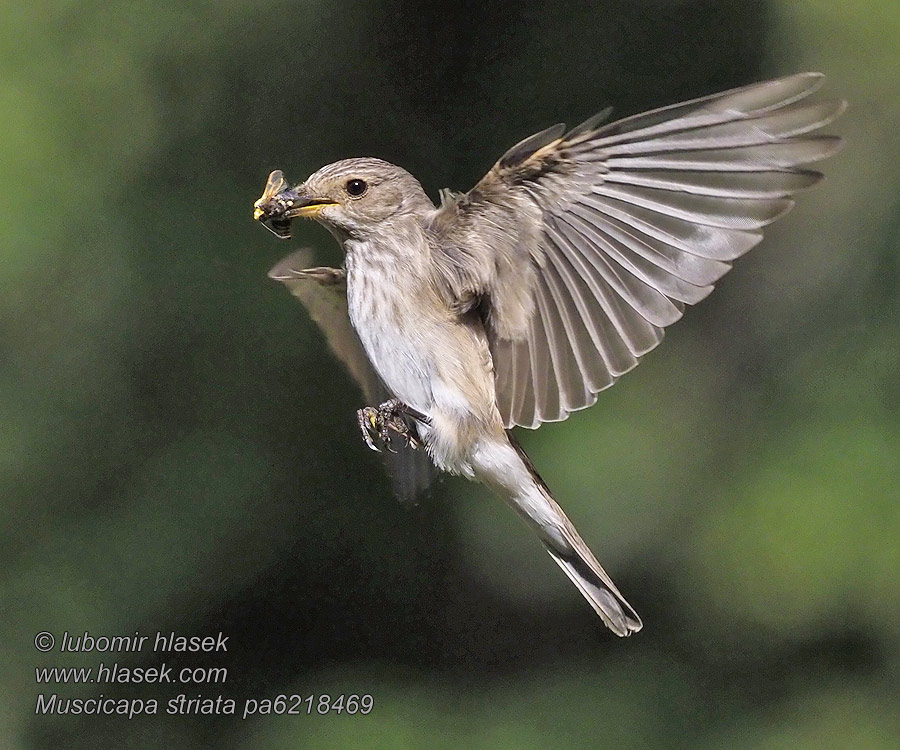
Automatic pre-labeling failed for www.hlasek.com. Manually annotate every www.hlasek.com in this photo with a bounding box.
[33,630,373,718]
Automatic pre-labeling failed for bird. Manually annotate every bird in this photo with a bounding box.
[253,73,844,636]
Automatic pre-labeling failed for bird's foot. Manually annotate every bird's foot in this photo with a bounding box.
[291,266,346,286]
[356,399,429,453]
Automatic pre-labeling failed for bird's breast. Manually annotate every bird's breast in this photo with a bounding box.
[345,254,438,414]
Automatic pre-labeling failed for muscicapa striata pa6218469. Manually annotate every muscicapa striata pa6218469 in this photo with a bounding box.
[253,73,844,636]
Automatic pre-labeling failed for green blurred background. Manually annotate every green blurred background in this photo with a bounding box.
[4,1,899,747]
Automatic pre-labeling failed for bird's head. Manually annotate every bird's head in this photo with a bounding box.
[254,158,433,241]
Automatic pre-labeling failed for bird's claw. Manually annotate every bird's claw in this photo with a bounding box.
[292,266,346,286]
[356,399,426,453]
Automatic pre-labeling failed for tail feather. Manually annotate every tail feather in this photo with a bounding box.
[473,432,642,636]
[546,533,642,636]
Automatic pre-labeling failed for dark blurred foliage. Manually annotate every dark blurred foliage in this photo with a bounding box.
[3,1,899,748]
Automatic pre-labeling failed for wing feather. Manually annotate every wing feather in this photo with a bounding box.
[565,209,714,305]
[528,303,560,424]
[541,250,615,393]
[432,73,844,428]
[555,213,684,328]
[568,201,727,287]
[602,168,823,199]
[513,336,537,429]
[576,100,845,155]
[270,249,436,501]
[546,219,659,361]
[535,267,592,412]
[601,138,842,170]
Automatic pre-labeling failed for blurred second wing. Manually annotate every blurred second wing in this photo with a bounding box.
[269,249,436,503]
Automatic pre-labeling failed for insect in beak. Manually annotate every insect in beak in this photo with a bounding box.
[254,170,337,238]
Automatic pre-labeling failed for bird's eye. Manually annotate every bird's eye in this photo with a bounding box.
[345,178,368,197]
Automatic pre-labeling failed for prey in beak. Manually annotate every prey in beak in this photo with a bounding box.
[253,170,337,238]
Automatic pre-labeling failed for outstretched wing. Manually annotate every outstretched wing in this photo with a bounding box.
[269,249,436,503]
[431,73,844,429]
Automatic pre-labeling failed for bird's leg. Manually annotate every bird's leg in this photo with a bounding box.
[356,399,429,453]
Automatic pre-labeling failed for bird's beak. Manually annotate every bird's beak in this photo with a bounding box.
[253,170,338,239]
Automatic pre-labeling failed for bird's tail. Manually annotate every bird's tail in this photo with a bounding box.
[472,432,642,636]
[544,542,642,637]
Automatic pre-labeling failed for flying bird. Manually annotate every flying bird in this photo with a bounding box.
[254,73,844,636]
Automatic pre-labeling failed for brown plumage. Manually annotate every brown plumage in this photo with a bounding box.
[255,73,844,635]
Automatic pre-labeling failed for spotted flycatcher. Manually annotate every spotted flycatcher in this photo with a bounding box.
[254,74,843,635]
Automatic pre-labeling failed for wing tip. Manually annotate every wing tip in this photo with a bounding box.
[800,134,845,164]
[498,122,567,168]
[566,107,615,140]
[794,70,826,85]
[753,70,827,100]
